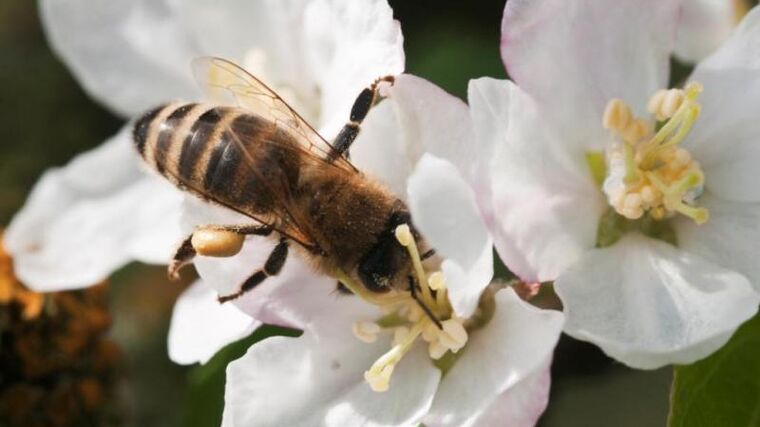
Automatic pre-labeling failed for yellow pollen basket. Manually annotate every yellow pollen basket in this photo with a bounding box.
[601,82,708,224]
[338,225,468,393]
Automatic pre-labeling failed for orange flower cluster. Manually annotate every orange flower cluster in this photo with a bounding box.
[0,235,123,427]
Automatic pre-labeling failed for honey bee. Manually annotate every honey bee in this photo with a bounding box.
[132,57,438,321]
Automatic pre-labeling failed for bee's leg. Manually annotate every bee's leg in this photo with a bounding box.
[329,75,396,161]
[408,275,443,329]
[334,281,353,295]
[218,238,289,303]
[168,223,274,279]
[420,249,436,261]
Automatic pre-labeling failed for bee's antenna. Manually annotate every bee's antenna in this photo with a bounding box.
[408,276,443,330]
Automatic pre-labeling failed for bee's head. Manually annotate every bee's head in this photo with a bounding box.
[357,210,418,293]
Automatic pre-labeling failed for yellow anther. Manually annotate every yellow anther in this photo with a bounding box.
[394,224,413,247]
[661,89,684,119]
[364,365,394,392]
[621,118,651,143]
[647,89,668,118]
[685,81,704,97]
[421,323,439,342]
[364,321,424,392]
[428,272,446,291]
[603,99,633,131]
[673,148,691,168]
[428,342,448,360]
[439,319,468,352]
[623,193,643,211]
[640,186,657,206]
[352,321,381,344]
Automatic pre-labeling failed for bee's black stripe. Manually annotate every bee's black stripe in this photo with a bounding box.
[179,108,223,182]
[132,104,166,157]
[155,103,197,173]
[207,129,245,195]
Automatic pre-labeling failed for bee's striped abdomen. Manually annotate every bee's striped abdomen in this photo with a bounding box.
[132,103,302,216]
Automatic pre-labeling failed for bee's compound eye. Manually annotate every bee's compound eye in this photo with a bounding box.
[358,272,392,293]
[191,229,245,257]
[358,235,405,294]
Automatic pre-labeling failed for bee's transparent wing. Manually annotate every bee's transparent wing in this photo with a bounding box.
[192,57,357,172]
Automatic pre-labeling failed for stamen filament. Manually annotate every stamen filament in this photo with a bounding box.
[364,320,426,392]
[395,225,437,311]
[623,142,639,184]
[674,202,709,224]
[642,105,699,169]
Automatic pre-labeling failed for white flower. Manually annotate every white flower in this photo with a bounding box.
[474,0,760,369]
[7,0,405,365]
[212,75,564,427]
[675,0,746,63]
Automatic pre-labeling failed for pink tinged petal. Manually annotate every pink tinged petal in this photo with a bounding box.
[352,74,474,196]
[407,154,493,318]
[168,281,259,365]
[350,101,412,196]
[224,299,440,427]
[674,194,760,291]
[40,0,199,117]
[468,78,606,283]
[5,128,184,291]
[304,0,405,139]
[555,233,760,369]
[424,289,563,427]
[385,75,475,178]
[684,6,760,202]
[501,0,679,150]
[675,0,739,63]
[470,358,553,427]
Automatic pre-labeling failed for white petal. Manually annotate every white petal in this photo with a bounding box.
[5,128,184,291]
[467,358,553,427]
[555,233,760,369]
[407,154,493,318]
[501,0,679,148]
[350,100,411,196]
[304,0,405,138]
[425,289,563,427]
[224,299,439,427]
[168,281,259,365]
[352,75,474,196]
[181,0,306,70]
[468,78,606,282]
[40,0,199,116]
[675,0,739,63]
[674,194,760,291]
[684,6,760,202]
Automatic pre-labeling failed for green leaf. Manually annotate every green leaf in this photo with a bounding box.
[669,312,760,427]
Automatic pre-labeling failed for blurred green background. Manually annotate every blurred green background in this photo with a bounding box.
[0,1,672,426]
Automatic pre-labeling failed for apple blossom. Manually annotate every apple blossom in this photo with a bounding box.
[207,75,564,427]
[472,0,760,369]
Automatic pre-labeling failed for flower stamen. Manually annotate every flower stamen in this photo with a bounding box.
[342,224,476,392]
[600,82,708,225]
